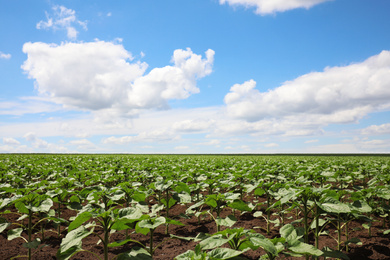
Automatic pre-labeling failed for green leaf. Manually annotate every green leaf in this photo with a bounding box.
[23,238,41,249]
[319,199,351,214]
[280,224,300,242]
[205,198,217,208]
[175,182,191,194]
[208,248,244,259]
[170,234,195,241]
[199,235,231,250]
[68,211,92,231]
[0,222,11,233]
[310,218,327,229]
[288,241,323,256]
[322,248,350,260]
[253,211,263,218]
[118,207,143,220]
[351,200,372,213]
[57,225,94,260]
[344,237,362,246]
[108,238,143,248]
[250,236,277,256]
[216,215,237,228]
[15,201,28,214]
[166,218,184,226]
[117,247,153,260]
[138,216,166,230]
[34,198,53,213]
[229,199,252,212]
[8,228,23,240]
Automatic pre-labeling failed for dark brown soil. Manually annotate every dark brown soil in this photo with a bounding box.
[1,200,390,260]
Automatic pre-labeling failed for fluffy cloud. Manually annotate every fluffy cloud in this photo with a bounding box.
[103,130,180,145]
[173,119,215,132]
[361,123,390,135]
[36,5,87,40]
[0,51,11,59]
[224,51,390,125]
[219,0,331,15]
[22,42,214,118]
[3,137,20,145]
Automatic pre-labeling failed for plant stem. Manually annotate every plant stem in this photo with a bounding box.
[337,214,342,251]
[150,228,155,256]
[28,210,32,260]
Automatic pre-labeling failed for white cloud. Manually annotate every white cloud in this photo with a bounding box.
[69,139,96,150]
[202,139,221,146]
[175,146,190,150]
[173,119,215,132]
[0,98,62,116]
[36,5,87,40]
[3,137,20,145]
[264,142,279,148]
[103,129,180,145]
[22,42,214,119]
[305,139,319,144]
[219,0,331,15]
[225,51,390,125]
[361,123,390,135]
[0,51,11,59]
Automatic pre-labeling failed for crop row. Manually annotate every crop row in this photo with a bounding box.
[1,154,390,259]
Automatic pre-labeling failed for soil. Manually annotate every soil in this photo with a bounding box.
[1,196,390,260]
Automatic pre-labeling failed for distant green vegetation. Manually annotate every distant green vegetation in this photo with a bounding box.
[1,154,390,259]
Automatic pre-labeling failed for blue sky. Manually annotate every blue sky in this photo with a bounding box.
[1,0,390,153]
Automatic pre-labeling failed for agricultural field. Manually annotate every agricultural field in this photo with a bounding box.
[1,154,390,260]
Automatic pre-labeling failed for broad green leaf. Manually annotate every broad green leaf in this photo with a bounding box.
[68,211,92,231]
[138,216,166,230]
[254,188,266,197]
[250,236,277,256]
[205,198,217,208]
[8,228,23,240]
[199,235,231,250]
[117,247,153,260]
[170,234,195,241]
[166,218,184,226]
[175,192,192,204]
[309,218,327,230]
[253,211,263,218]
[132,192,146,202]
[33,198,53,213]
[319,199,351,214]
[175,250,199,260]
[208,248,244,259]
[175,182,191,194]
[344,237,362,246]
[23,238,41,249]
[229,199,252,212]
[0,222,11,233]
[108,238,144,248]
[322,248,350,260]
[15,201,28,214]
[161,197,177,209]
[57,225,94,260]
[351,200,372,213]
[288,241,323,256]
[215,215,237,228]
[280,224,300,242]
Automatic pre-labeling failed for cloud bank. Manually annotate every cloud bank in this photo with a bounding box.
[219,0,331,15]
[36,5,87,40]
[224,51,390,126]
[22,41,214,118]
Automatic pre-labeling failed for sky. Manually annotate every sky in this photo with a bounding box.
[0,0,390,154]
